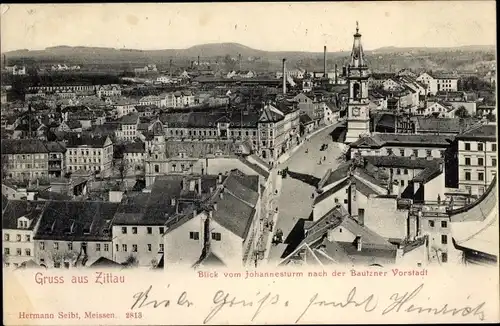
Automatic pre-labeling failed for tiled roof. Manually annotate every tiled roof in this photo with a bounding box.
[2,200,47,230]
[65,134,110,148]
[349,133,453,148]
[89,257,123,268]
[455,123,496,141]
[123,142,145,153]
[319,162,351,189]
[1,139,54,154]
[412,165,442,183]
[364,156,442,169]
[300,113,314,125]
[415,116,474,133]
[165,140,244,158]
[34,201,119,241]
[119,113,139,125]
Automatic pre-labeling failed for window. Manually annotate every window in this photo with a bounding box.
[96,243,101,251]
[54,242,59,250]
[104,244,109,252]
[465,143,470,151]
[492,158,497,166]
[440,150,445,158]
[25,249,31,256]
[478,157,484,166]
[4,248,10,255]
[478,172,484,181]
[4,234,9,241]
[132,244,138,252]
[399,149,405,156]
[465,172,471,181]
[40,242,45,250]
[17,248,22,256]
[122,244,127,252]
[387,149,393,155]
[122,227,127,234]
[132,227,137,234]
[115,244,119,252]
[478,143,483,151]
[16,234,21,242]
[441,252,448,263]
[344,199,348,204]
[159,227,164,234]
[441,221,448,228]
[212,232,222,241]
[68,243,73,250]
[404,169,408,175]
[492,144,497,152]
[400,180,405,187]
[159,244,164,252]
[147,244,152,252]
[147,227,152,234]
[426,150,432,157]
[189,232,199,240]
[428,220,435,227]
[396,169,401,175]
[441,235,448,244]
[413,149,418,157]
[154,165,159,173]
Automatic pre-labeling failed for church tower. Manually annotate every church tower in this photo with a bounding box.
[145,121,169,187]
[345,22,371,144]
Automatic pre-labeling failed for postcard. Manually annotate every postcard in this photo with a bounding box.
[1,2,499,325]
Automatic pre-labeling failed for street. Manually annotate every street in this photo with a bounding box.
[267,123,348,263]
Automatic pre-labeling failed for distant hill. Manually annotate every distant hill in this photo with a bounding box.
[2,42,496,73]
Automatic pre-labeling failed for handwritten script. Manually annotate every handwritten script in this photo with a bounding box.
[130,283,487,323]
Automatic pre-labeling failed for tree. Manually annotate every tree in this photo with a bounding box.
[485,112,496,122]
[113,158,130,183]
[454,106,470,119]
[123,254,138,268]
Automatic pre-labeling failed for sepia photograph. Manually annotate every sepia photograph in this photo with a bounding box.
[1,2,498,325]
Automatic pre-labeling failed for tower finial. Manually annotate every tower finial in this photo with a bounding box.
[356,21,359,34]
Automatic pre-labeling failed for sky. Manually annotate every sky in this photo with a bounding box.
[0,2,496,53]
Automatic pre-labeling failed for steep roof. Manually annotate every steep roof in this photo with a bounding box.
[349,133,453,149]
[1,139,53,154]
[33,201,119,241]
[455,123,497,142]
[65,134,110,148]
[2,200,47,230]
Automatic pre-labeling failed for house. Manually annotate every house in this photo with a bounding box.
[163,170,262,268]
[424,101,454,118]
[413,116,476,135]
[454,122,497,197]
[3,200,46,268]
[96,85,122,98]
[139,95,161,107]
[1,139,66,181]
[33,201,119,268]
[349,133,453,160]
[122,142,146,175]
[5,65,27,75]
[299,113,315,136]
[64,134,114,177]
[416,72,459,95]
[322,102,340,125]
[112,98,138,118]
[115,113,140,141]
[382,78,403,91]
[279,206,399,267]
[157,76,174,84]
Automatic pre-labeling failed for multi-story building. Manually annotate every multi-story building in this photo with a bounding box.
[1,140,66,181]
[5,65,26,75]
[416,73,459,95]
[115,113,140,142]
[96,85,122,98]
[33,201,119,268]
[349,133,452,160]
[455,122,497,197]
[65,134,113,177]
[112,98,138,118]
[163,170,262,268]
[3,200,46,268]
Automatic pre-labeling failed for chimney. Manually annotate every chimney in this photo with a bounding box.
[342,66,347,77]
[197,56,200,66]
[198,177,202,194]
[282,58,287,95]
[193,209,197,218]
[349,181,358,219]
[323,46,327,76]
[169,59,173,77]
[356,235,363,251]
[217,173,222,184]
[238,54,242,71]
[334,64,338,84]
[36,179,39,188]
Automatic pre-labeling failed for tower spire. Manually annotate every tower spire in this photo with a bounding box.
[356,21,359,34]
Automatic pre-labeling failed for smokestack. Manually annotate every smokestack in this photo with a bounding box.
[335,64,338,84]
[238,54,242,71]
[197,56,200,67]
[169,59,172,77]
[282,58,287,95]
[323,46,327,76]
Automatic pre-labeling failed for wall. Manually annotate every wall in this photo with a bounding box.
[352,146,445,159]
[210,220,244,267]
[327,225,356,242]
[313,182,349,221]
[458,139,497,196]
[112,225,165,267]
[3,229,35,267]
[34,239,113,267]
[397,243,427,267]
[364,196,407,240]
[164,213,204,268]
[423,171,445,202]
[420,214,453,265]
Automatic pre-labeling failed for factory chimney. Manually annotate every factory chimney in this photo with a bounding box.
[238,54,242,71]
[197,55,200,67]
[169,59,173,77]
[282,58,287,95]
[323,46,327,76]
[334,64,338,84]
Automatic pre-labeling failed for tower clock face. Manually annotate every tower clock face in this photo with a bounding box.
[352,107,360,117]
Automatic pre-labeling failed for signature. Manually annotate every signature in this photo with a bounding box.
[129,284,487,323]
